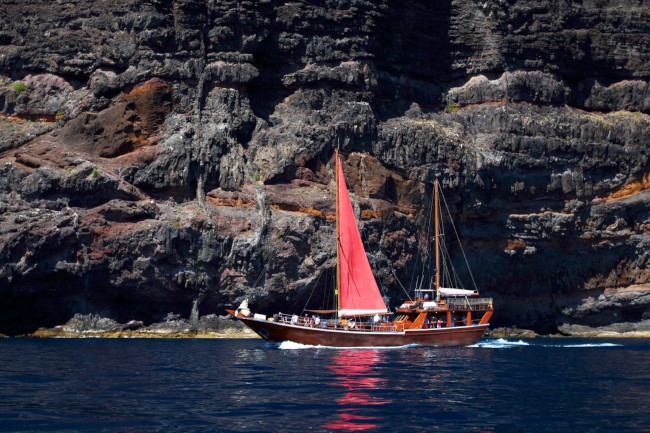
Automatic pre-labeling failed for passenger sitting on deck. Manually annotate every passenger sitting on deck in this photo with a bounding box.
[373,314,380,324]
[291,314,298,325]
[314,315,320,326]
[424,293,430,301]
[437,319,443,328]
[348,319,356,329]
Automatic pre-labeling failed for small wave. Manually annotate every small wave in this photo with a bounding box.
[470,338,531,348]
[471,339,623,349]
[542,343,622,348]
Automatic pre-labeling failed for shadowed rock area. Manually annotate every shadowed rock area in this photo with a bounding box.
[1,0,650,335]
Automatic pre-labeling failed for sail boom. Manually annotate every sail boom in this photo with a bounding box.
[439,288,477,296]
[339,308,388,318]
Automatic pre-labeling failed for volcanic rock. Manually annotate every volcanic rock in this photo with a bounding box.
[1,1,649,335]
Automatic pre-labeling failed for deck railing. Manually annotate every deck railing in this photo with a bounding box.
[274,313,397,332]
[271,311,488,331]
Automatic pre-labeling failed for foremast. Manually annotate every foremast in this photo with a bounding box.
[434,179,441,302]
[335,149,341,318]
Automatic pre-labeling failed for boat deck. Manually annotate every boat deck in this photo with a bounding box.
[270,305,492,332]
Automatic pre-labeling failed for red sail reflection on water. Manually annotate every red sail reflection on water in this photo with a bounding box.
[322,350,389,431]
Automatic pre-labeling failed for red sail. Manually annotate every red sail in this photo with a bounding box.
[337,156,387,317]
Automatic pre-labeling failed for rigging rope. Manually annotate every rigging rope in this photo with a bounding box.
[251,225,291,289]
[439,185,479,291]
[392,269,412,301]
[301,268,325,314]
[411,183,436,297]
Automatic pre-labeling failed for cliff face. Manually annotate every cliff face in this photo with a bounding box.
[1,0,650,334]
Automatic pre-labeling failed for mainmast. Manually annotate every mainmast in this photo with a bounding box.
[335,149,341,317]
[434,179,441,301]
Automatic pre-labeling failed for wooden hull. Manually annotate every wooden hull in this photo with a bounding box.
[226,311,488,347]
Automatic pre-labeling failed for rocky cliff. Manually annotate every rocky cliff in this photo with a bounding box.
[1,0,650,335]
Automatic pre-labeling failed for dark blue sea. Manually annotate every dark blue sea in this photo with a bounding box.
[1,337,649,433]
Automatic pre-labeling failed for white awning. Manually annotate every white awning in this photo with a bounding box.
[439,288,477,296]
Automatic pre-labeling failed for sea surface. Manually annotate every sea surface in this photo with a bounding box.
[1,337,649,433]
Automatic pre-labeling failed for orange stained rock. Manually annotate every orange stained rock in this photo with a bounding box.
[603,174,650,202]
[0,113,27,123]
[122,78,172,142]
[505,238,527,251]
[270,203,334,220]
[604,284,650,293]
[0,112,56,123]
[206,196,255,208]
[123,78,169,98]
[360,209,384,219]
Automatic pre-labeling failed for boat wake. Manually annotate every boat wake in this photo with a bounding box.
[275,339,622,350]
[275,341,420,350]
[276,341,318,350]
[539,342,622,348]
[470,338,531,348]
[471,339,622,349]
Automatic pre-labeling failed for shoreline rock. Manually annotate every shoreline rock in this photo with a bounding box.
[485,323,650,339]
[25,313,259,339]
[557,321,650,338]
[484,327,539,339]
[28,329,259,339]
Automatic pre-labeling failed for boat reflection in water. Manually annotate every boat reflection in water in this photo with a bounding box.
[322,350,389,431]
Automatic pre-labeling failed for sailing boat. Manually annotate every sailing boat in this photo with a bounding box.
[226,151,494,347]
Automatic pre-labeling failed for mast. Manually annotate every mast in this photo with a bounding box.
[434,179,441,301]
[335,149,341,317]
